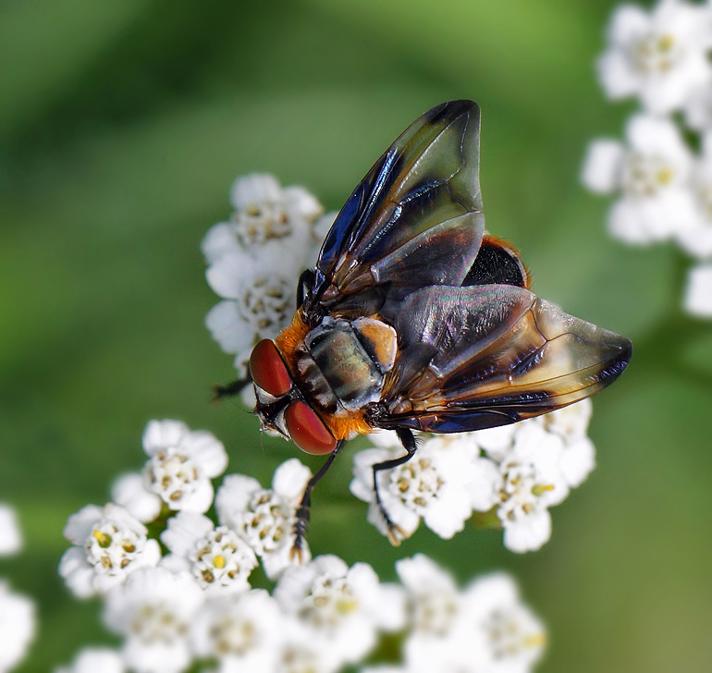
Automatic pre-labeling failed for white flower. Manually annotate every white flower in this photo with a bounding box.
[104,567,204,673]
[161,512,257,594]
[59,504,161,598]
[350,436,481,542]
[396,555,465,672]
[452,573,547,673]
[273,555,404,667]
[215,459,312,579]
[202,174,329,382]
[0,504,22,556]
[191,590,283,673]
[114,420,228,521]
[394,557,546,673]
[54,648,125,673]
[597,0,712,114]
[677,137,712,259]
[493,424,569,553]
[274,619,341,673]
[684,263,712,317]
[0,582,35,673]
[205,253,301,383]
[474,411,596,548]
[397,554,461,637]
[203,174,322,262]
[205,264,296,363]
[581,114,697,245]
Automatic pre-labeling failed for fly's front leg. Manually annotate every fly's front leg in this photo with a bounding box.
[212,377,251,401]
[372,428,418,546]
[291,440,344,561]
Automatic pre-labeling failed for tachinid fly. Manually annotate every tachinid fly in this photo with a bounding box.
[218,100,632,555]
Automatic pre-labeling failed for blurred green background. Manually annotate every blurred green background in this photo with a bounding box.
[1,1,711,671]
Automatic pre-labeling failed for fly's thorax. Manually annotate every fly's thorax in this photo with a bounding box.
[296,316,397,413]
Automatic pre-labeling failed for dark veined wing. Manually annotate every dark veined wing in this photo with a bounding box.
[305,100,485,321]
[374,285,632,433]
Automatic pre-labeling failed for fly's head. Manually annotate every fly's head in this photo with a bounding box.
[249,339,336,455]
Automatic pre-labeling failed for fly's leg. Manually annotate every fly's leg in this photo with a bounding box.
[372,428,418,546]
[212,377,250,401]
[291,440,344,560]
[296,269,315,308]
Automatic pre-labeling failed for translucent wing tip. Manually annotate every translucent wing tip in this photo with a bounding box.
[419,100,481,143]
[425,99,480,120]
[532,298,633,401]
[595,329,632,387]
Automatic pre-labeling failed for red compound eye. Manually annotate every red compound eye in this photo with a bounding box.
[285,401,337,455]
[249,339,292,397]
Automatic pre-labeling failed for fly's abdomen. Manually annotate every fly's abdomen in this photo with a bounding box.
[296,317,398,412]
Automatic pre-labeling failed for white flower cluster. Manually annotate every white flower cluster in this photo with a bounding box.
[54,419,546,673]
[351,400,595,553]
[0,503,36,673]
[365,554,547,673]
[59,419,312,599]
[202,174,336,403]
[582,0,712,318]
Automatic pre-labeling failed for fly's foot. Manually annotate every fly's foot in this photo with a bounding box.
[378,502,407,546]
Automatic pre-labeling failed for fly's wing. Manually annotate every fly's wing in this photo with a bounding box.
[305,100,485,321]
[376,285,632,433]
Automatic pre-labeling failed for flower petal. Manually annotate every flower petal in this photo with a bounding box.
[503,509,552,553]
[597,51,640,99]
[63,505,102,545]
[282,185,323,222]
[111,473,162,524]
[423,488,472,539]
[174,479,214,514]
[59,550,96,599]
[607,4,650,45]
[271,459,311,501]
[142,420,189,456]
[684,263,712,317]
[185,431,228,478]
[161,511,213,556]
[230,174,282,210]
[205,301,254,355]
[215,474,261,527]
[0,504,22,556]
[262,539,309,580]
[581,140,624,194]
[202,222,239,265]
[560,437,596,488]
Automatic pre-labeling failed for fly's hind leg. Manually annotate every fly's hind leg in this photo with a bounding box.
[372,428,418,546]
